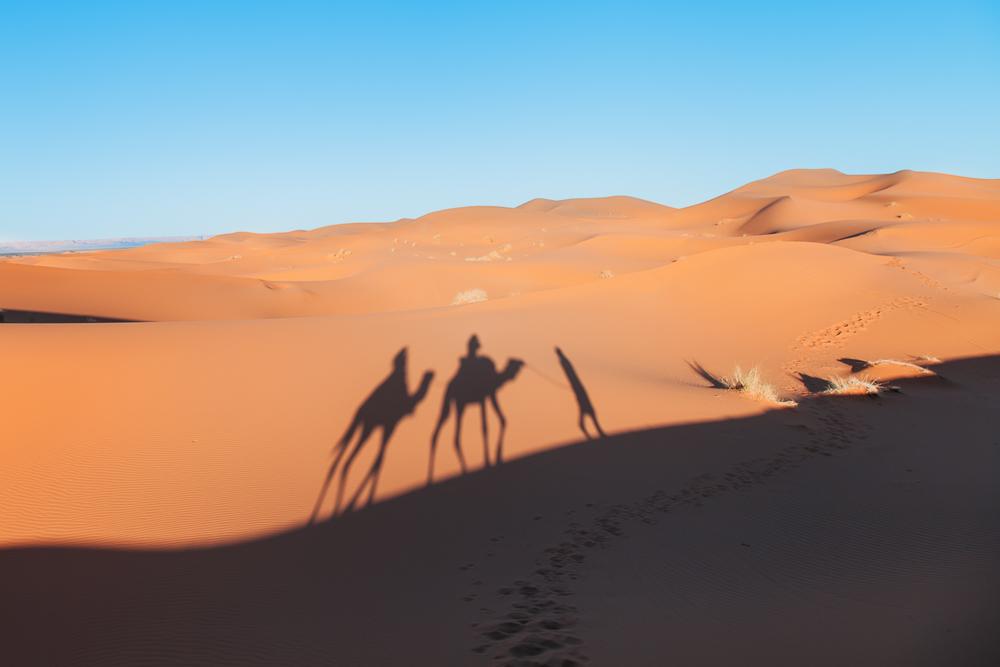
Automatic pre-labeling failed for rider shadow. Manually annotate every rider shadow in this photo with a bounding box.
[310,347,433,523]
[555,347,606,440]
[428,335,524,484]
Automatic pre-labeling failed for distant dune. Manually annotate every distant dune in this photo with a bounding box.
[3,169,998,321]
[1,169,998,665]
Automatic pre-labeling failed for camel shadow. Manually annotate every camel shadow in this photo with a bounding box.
[310,347,433,523]
[555,347,606,440]
[3,357,997,665]
[428,335,524,484]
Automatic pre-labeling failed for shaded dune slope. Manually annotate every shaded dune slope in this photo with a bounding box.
[0,357,998,666]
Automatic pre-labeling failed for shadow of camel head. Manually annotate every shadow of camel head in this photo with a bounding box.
[505,358,526,379]
[414,370,435,403]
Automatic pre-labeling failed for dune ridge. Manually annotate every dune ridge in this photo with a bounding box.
[3,169,998,321]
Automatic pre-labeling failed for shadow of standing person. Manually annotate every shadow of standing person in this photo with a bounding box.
[555,346,606,440]
[309,348,433,523]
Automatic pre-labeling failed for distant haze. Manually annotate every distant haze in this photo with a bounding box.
[0,237,204,256]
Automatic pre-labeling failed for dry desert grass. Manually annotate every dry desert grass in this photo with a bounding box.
[451,288,489,305]
[721,366,798,407]
[822,375,890,396]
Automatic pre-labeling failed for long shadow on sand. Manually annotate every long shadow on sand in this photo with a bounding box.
[0,308,135,323]
[686,360,728,389]
[310,347,433,522]
[428,335,524,484]
[798,372,832,393]
[555,346,606,440]
[1,356,998,666]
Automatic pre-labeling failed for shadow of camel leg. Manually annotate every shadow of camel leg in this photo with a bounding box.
[453,403,468,474]
[365,459,382,508]
[428,396,452,486]
[366,426,393,508]
[334,424,373,515]
[480,401,491,468]
[490,394,507,465]
[427,427,441,486]
[345,426,392,512]
[309,458,339,524]
[590,412,607,438]
[578,413,592,440]
[309,463,335,525]
[308,431,356,524]
[344,468,372,514]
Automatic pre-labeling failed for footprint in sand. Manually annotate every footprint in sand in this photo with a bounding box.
[470,401,876,666]
[793,297,927,352]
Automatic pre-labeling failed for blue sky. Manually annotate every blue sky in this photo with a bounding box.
[1,1,998,241]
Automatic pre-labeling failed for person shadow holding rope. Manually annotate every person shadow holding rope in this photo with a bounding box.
[555,346,607,440]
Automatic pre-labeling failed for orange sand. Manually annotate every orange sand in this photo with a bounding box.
[1,169,999,665]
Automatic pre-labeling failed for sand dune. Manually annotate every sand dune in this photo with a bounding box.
[5,169,998,323]
[1,169,998,664]
[1,357,997,665]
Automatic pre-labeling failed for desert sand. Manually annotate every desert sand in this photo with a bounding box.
[1,169,999,665]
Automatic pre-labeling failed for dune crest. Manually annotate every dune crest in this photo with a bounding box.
[3,168,997,322]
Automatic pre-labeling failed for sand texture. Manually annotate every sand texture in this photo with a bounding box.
[1,169,999,665]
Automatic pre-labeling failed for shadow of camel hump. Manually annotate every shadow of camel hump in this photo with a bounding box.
[309,347,433,523]
[428,334,523,484]
[555,347,606,440]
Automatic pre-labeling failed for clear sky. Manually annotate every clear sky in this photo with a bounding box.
[2,1,998,241]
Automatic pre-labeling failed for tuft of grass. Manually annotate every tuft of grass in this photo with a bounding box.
[823,376,888,396]
[451,288,488,305]
[721,366,798,407]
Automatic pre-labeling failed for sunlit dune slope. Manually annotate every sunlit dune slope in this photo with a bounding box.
[5,169,998,322]
[1,169,999,548]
